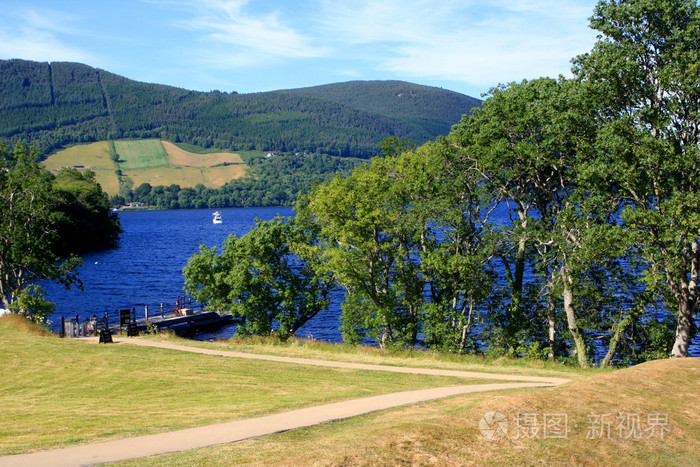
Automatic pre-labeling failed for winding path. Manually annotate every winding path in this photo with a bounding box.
[0,338,571,467]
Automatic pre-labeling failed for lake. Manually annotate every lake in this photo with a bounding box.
[43,207,343,342]
[43,207,698,357]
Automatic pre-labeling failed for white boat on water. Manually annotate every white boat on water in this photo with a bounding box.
[212,211,222,224]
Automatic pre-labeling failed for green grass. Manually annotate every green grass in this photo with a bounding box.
[118,356,700,467]
[0,316,501,456]
[157,334,600,380]
[8,315,691,466]
[114,139,169,170]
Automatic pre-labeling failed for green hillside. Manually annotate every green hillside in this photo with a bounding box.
[286,80,480,137]
[0,59,481,159]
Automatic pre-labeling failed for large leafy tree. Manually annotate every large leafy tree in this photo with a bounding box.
[573,0,700,357]
[297,157,426,348]
[415,140,498,354]
[449,78,633,367]
[183,216,333,340]
[0,142,82,320]
[297,141,497,351]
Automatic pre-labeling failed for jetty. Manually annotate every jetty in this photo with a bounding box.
[60,297,240,339]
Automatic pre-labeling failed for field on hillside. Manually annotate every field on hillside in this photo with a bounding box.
[115,140,170,170]
[161,141,244,167]
[40,141,120,195]
[42,140,250,197]
[124,164,248,189]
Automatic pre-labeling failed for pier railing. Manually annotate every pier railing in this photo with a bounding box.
[59,297,209,338]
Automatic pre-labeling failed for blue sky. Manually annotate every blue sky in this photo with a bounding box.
[0,0,600,98]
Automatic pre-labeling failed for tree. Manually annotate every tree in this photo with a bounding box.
[52,169,122,255]
[298,141,498,351]
[573,0,700,357]
[183,216,333,340]
[449,78,631,367]
[378,136,416,158]
[413,140,498,354]
[297,156,428,348]
[0,142,81,321]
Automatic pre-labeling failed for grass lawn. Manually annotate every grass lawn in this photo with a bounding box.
[4,315,696,466]
[159,334,599,380]
[118,357,700,467]
[0,316,501,456]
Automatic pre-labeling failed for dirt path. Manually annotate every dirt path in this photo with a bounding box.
[0,338,571,467]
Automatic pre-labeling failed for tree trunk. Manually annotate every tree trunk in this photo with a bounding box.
[547,294,556,360]
[505,211,528,348]
[561,268,589,368]
[600,312,631,368]
[671,300,694,358]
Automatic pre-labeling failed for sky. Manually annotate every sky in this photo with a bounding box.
[0,0,600,98]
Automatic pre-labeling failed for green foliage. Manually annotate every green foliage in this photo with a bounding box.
[378,136,416,158]
[9,285,55,324]
[183,217,334,340]
[297,141,497,351]
[0,141,82,315]
[51,169,122,255]
[573,0,700,357]
[0,60,481,159]
[117,153,365,208]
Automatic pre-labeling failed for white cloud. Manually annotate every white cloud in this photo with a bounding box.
[0,7,95,63]
[174,0,328,66]
[312,0,598,87]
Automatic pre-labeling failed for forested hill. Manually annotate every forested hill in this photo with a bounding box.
[285,81,480,138]
[0,59,481,158]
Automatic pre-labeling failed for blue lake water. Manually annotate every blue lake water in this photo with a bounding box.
[43,207,698,357]
[43,207,343,342]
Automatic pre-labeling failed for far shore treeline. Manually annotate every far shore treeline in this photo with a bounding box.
[184,0,700,368]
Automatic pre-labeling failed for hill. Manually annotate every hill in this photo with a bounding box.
[286,80,479,136]
[0,59,480,159]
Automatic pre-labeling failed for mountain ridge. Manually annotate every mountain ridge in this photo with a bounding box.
[0,59,480,158]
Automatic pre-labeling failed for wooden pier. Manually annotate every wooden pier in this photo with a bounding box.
[135,310,236,334]
[60,298,240,339]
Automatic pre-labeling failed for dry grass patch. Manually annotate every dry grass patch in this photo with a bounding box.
[42,142,120,195]
[201,164,249,185]
[42,141,113,171]
[156,334,594,381]
[162,141,244,167]
[123,164,247,189]
[121,357,698,466]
